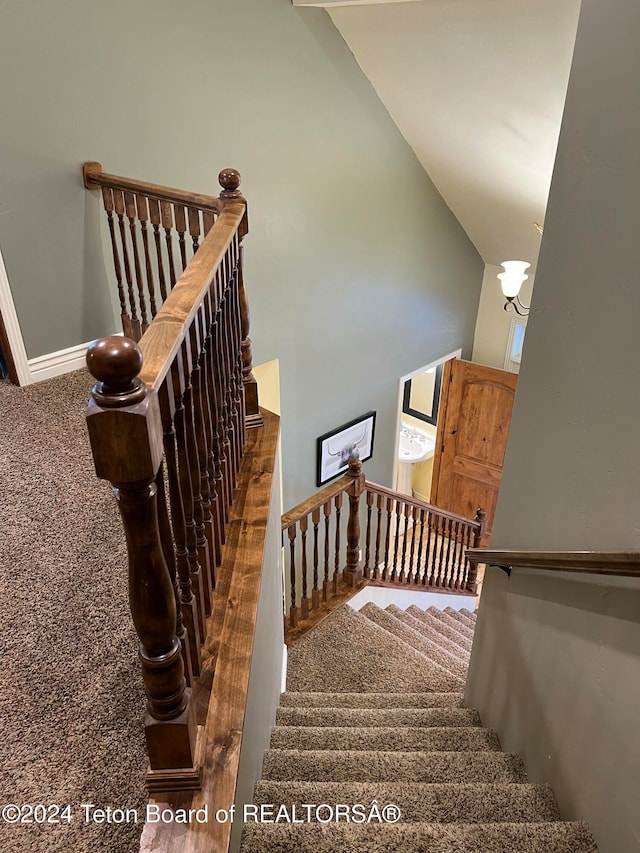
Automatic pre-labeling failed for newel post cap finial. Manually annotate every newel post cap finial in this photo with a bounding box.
[347,457,363,478]
[86,336,146,407]
[218,168,243,200]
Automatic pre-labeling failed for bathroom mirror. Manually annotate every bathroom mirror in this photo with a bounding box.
[402,364,443,426]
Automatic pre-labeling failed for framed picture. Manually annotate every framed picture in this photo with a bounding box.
[316,411,376,486]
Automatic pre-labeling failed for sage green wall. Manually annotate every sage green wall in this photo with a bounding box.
[0,0,482,506]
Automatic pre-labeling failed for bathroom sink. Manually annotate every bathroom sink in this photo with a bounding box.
[398,424,435,463]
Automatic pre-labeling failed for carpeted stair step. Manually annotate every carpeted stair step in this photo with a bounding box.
[406,605,473,652]
[427,606,475,641]
[386,604,472,661]
[275,706,480,728]
[261,749,527,782]
[460,607,477,622]
[270,725,502,752]
[287,605,463,693]
[445,606,477,633]
[252,780,560,823]
[240,821,598,853]
[279,692,465,708]
[359,603,468,680]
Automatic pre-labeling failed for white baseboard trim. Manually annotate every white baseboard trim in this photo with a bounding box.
[28,341,94,383]
[28,333,121,384]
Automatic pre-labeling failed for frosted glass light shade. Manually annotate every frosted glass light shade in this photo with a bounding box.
[498,260,530,298]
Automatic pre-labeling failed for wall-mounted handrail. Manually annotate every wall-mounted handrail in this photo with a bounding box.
[466,548,640,578]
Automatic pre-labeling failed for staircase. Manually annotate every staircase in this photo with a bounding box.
[240,603,598,853]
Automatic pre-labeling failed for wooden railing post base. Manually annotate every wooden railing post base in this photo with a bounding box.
[342,568,363,589]
[145,693,199,775]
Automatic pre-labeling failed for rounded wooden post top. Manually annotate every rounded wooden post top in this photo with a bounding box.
[87,336,146,406]
[218,168,243,200]
[474,507,487,523]
[347,457,363,478]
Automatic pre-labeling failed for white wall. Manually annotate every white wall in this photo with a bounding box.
[472,263,534,371]
[491,0,640,551]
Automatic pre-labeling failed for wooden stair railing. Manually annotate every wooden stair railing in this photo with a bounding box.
[83,162,260,425]
[466,548,640,578]
[84,166,260,794]
[282,459,485,634]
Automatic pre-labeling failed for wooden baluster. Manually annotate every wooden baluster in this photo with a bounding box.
[399,502,410,583]
[435,516,447,587]
[135,195,158,318]
[391,500,401,583]
[210,266,229,531]
[160,201,178,289]
[444,518,454,588]
[344,458,364,588]
[171,355,206,644]
[452,521,464,589]
[174,204,188,271]
[287,525,298,628]
[218,169,261,427]
[333,492,343,593]
[428,512,439,587]
[300,515,310,619]
[86,336,198,786]
[383,497,393,581]
[312,507,321,610]
[461,525,473,589]
[113,190,142,341]
[158,377,201,680]
[416,508,426,584]
[363,491,373,579]
[408,506,418,583]
[465,509,486,593]
[373,493,384,580]
[228,237,245,471]
[154,462,194,687]
[203,211,215,237]
[148,198,169,303]
[323,500,331,601]
[219,253,236,504]
[187,207,201,256]
[181,338,213,612]
[124,191,149,332]
[201,289,224,560]
[189,318,217,580]
[100,187,132,338]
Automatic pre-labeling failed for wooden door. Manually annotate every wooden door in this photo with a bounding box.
[430,358,517,544]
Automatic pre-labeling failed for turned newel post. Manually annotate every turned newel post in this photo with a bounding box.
[85,336,199,791]
[218,168,262,428]
[344,457,365,588]
[466,507,487,594]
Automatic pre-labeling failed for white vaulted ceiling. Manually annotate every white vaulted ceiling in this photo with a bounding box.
[294,0,581,271]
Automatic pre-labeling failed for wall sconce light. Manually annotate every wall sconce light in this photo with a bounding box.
[498,260,530,315]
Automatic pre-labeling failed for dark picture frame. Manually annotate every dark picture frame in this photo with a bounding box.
[316,411,376,487]
[402,363,443,426]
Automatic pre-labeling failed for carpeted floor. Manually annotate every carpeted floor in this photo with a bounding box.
[241,603,599,852]
[0,371,146,853]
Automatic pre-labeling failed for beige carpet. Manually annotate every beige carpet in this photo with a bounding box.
[0,371,146,853]
[241,603,598,852]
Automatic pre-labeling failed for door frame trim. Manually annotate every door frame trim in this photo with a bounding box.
[0,244,30,385]
[394,348,462,492]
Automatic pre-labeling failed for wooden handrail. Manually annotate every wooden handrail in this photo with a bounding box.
[365,481,484,530]
[282,468,361,529]
[138,204,245,393]
[466,548,640,578]
[83,162,222,213]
